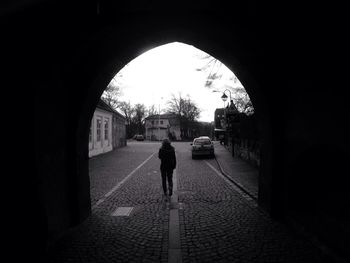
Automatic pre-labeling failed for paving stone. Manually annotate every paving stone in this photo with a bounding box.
[48,142,336,263]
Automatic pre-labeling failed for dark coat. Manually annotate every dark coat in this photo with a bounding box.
[158,145,176,170]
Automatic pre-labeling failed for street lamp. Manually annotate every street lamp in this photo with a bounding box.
[222,89,232,104]
[213,89,236,157]
[221,92,228,102]
[213,89,232,107]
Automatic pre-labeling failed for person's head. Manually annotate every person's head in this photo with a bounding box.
[162,138,171,147]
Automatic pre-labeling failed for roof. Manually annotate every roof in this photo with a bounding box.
[145,113,180,126]
[96,99,125,119]
[145,113,178,120]
[215,108,225,113]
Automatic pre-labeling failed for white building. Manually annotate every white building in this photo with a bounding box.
[89,100,126,157]
[145,113,181,141]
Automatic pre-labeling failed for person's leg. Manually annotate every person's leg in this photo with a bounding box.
[161,169,167,195]
[167,170,174,196]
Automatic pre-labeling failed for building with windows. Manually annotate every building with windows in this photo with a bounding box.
[89,99,126,157]
[214,108,226,142]
[145,113,180,141]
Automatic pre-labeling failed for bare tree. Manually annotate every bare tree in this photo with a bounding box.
[196,55,254,115]
[196,55,224,88]
[101,74,123,110]
[118,101,135,138]
[118,101,148,137]
[167,93,201,139]
[132,103,147,134]
[167,93,183,115]
[147,104,158,117]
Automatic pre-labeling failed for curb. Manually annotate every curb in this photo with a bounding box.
[214,154,258,202]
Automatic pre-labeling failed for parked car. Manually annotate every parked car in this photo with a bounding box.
[191,136,214,159]
[135,135,144,141]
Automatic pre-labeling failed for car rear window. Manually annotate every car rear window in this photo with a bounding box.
[194,139,211,145]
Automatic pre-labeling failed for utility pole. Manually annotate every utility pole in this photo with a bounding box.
[158,103,160,141]
[158,97,163,141]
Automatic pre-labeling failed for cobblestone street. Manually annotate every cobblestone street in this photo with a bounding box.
[48,141,335,262]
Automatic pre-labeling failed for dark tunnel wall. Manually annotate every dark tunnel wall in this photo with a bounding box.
[286,144,350,258]
[4,0,348,260]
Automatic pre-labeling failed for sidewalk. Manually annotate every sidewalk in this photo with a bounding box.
[213,142,348,263]
[213,141,259,200]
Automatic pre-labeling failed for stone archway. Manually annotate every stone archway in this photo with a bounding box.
[5,0,345,260]
[31,3,285,258]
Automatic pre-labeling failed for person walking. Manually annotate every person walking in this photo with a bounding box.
[158,138,176,198]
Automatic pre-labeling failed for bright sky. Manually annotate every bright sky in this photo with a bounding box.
[113,42,244,122]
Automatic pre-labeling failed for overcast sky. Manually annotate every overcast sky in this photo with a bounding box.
[112,42,244,122]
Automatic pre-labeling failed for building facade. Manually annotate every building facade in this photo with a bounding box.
[89,99,126,157]
[214,108,226,143]
[145,113,181,141]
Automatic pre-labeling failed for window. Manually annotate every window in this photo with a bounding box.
[194,139,211,145]
[96,118,102,141]
[151,120,154,125]
[89,124,92,142]
[160,120,163,124]
[104,118,109,140]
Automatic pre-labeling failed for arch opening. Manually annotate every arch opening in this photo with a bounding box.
[88,42,261,208]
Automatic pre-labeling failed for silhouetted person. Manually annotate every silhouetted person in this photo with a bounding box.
[158,138,176,197]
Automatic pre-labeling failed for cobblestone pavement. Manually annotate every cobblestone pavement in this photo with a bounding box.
[176,144,330,262]
[48,141,335,262]
[89,141,159,205]
[50,141,169,263]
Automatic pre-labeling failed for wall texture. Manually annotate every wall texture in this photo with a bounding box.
[4,0,348,260]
